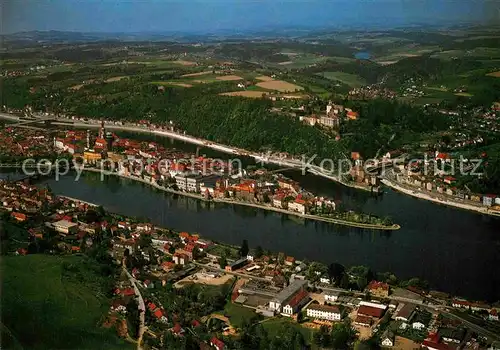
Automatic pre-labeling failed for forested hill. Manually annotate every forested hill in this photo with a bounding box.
[1,78,347,160]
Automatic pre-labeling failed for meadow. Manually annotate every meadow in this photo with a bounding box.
[1,255,131,350]
[317,71,366,88]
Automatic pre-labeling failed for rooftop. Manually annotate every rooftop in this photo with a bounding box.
[358,305,385,318]
[272,279,307,304]
[396,303,417,320]
[52,219,78,229]
[307,303,340,313]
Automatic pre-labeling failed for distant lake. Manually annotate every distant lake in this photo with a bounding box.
[355,52,371,60]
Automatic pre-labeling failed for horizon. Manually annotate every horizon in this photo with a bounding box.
[3,0,500,35]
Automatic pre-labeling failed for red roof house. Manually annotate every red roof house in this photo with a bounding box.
[358,305,385,318]
[210,337,225,350]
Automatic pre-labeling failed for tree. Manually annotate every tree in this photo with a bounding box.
[138,234,152,248]
[307,262,328,281]
[357,276,368,291]
[314,325,332,348]
[331,320,357,349]
[95,205,106,217]
[340,272,350,289]
[192,246,203,260]
[328,263,346,284]
[239,239,249,258]
[254,245,264,259]
[218,255,228,269]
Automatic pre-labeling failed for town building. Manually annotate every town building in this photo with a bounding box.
[324,291,340,303]
[489,309,499,321]
[438,327,466,344]
[319,276,331,284]
[173,252,190,265]
[319,115,340,128]
[288,196,307,214]
[225,257,248,272]
[11,212,27,222]
[52,219,78,234]
[269,279,308,313]
[367,280,390,297]
[175,174,203,192]
[395,303,417,322]
[282,290,310,316]
[306,304,342,321]
[354,315,372,327]
[357,305,386,319]
[210,337,225,350]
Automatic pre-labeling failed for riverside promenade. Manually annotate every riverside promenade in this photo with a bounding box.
[381,177,500,217]
[0,113,373,192]
[81,167,400,230]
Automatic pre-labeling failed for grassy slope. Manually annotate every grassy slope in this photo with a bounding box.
[262,318,316,348]
[317,71,366,88]
[1,255,132,350]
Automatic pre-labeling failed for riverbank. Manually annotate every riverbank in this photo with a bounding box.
[381,177,500,217]
[81,167,400,230]
[0,113,373,192]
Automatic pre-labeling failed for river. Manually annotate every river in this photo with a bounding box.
[4,132,500,301]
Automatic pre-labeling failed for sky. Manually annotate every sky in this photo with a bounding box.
[3,0,500,34]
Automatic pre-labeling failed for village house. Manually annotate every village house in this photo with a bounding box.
[153,309,168,323]
[210,337,225,350]
[170,323,184,336]
[288,195,308,214]
[395,303,417,323]
[225,257,248,272]
[357,302,387,320]
[300,115,319,126]
[354,315,372,327]
[277,178,299,193]
[324,291,340,303]
[173,252,190,265]
[439,327,466,344]
[367,280,390,297]
[273,193,285,209]
[380,330,395,347]
[285,256,295,266]
[111,238,137,258]
[11,211,27,222]
[319,276,331,284]
[412,310,432,330]
[489,309,499,321]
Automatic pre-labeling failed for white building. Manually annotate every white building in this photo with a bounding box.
[319,276,331,284]
[413,321,426,330]
[288,199,306,214]
[359,301,387,310]
[380,330,395,347]
[324,292,340,303]
[306,304,341,321]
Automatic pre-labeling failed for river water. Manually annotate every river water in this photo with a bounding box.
[5,133,500,301]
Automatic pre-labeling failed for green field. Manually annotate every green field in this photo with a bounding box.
[269,54,331,69]
[261,318,316,347]
[317,71,366,87]
[1,255,131,350]
[222,303,258,328]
